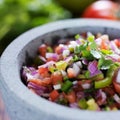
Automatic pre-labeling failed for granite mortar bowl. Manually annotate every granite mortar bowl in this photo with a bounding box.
[0,19,120,120]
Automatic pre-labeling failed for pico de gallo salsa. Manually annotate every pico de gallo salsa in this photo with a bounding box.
[22,32,120,111]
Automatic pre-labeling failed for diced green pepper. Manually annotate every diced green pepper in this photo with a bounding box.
[61,80,73,93]
[106,64,118,77]
[78,98,88,109]
[63,76,69,81]
[72,55,79,62]
[95,77,112,89]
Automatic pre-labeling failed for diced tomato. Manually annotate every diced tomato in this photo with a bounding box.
[67,68,76,78]
[102,87,115,97]
[38,67,50,78]
[114,39,120,48]
[78,80,91,85]
[29,78,52,86]
[38,44,47,57]
[47,57,58,62]
[101,40,109,50]
[55,46,63,54]
[66,91,76,103]
[51,71,63,85]
[113,81,120,94]
[49,90,60,101]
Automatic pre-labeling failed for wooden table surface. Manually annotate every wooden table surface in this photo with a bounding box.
[0,92,10,120]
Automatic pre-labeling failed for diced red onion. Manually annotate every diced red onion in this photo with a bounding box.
[82,59,88,65]
[113,94,120,104]
[38,61,55,68]
[88,60,98,74]
[64,56,73,63]
[28,81,46,91]
[116,68,120,84]
[69,103,78,108]
[101,91,107,103]
[76,39,82,44]
[22,66,38,81]
[110,41,120,54]
[96,90,107,105]
[46,53,59,60]
[88,60,101,77]
[76,92,85,99]
[107,54,120,62]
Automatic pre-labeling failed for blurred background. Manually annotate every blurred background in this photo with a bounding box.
[0,0,120,55]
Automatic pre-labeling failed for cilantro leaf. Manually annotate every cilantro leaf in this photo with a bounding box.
[82,50,94,60]
[98,57,113,70]
[89,41,97,49]
[90,50,101,59]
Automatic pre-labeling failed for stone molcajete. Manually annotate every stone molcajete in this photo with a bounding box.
[0,19,120,120]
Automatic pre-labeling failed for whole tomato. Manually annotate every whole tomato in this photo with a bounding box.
[82,0,120,20]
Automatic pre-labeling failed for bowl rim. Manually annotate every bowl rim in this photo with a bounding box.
[1,18,120,120]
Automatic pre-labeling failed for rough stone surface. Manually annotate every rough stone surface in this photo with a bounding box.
[0,19,120,120]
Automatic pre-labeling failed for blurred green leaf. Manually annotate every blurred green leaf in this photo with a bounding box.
[0,0,71,55]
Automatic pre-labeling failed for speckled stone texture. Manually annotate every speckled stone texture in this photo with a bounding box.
[0,19,120,120]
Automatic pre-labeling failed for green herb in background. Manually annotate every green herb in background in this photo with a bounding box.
[0,0,71,55]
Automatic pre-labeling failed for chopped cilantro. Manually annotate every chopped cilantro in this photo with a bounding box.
[98,57,113,70]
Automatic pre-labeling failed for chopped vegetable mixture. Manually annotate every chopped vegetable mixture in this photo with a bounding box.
[22,32,120,111]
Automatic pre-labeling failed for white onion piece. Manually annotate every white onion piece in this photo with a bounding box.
[53,84,61,90]
[26,73,34,80]
[108,54,120,62]
[81,83,91,89]
[101,91,107,103]
[76,61,82,68]
[73,63,80,76]
[72,81,78,85]
[26,73,40,81]
[116,69,120,84]
[46,53,58,59]
[69,41,79,49]
[62,49,70,57]
[60,70,67,77]
[38,61,55,68]
[95,38,102,46]
[113,94,120,104]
